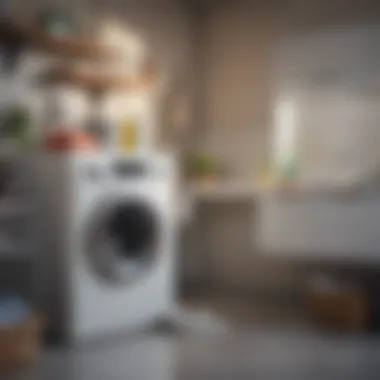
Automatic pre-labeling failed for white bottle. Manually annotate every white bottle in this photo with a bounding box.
[44,86,89,132]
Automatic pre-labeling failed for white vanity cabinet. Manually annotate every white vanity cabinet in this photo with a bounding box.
[257,193,380,260]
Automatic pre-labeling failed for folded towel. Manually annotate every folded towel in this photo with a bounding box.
[0,294,31,328]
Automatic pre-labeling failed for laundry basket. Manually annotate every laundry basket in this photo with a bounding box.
[0,314,44,373]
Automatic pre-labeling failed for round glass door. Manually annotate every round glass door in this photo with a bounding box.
[87,200,159,285]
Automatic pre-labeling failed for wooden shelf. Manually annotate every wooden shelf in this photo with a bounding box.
[0,20,118,60]
[1,20,158,92]
[36,65,156,93]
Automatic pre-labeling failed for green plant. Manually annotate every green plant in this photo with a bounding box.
[37,8,78,36]
[0,106,30,141]
[186,154,221,177]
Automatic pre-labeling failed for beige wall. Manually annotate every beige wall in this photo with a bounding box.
[186,0,380,294]
[195,0,380,178]
[195,5,280,178]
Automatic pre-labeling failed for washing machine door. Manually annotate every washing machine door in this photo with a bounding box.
[86,198,160,285]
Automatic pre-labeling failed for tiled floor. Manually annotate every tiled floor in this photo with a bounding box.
[4,297,380,380]
[4,330,380,380]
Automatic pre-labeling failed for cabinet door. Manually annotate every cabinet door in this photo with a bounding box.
[274,26,380,91]
[258,195,380,260]
[296,91,380,184]
[273,26,380,185]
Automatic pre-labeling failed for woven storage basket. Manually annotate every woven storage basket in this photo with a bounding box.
[0,314,44,373]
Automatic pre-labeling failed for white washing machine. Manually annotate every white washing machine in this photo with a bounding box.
[33,152,178,344]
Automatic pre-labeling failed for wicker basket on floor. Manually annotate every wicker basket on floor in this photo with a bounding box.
[0,315,44,373]
[308,291,368,332]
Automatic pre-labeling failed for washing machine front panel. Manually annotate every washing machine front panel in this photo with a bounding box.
[70,188,176,340]
[43,153,177,342]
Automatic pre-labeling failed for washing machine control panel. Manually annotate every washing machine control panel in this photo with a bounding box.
[113,161,147,178]
[78,156,175,183]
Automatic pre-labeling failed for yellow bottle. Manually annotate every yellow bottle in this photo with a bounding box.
[119,119,139,153]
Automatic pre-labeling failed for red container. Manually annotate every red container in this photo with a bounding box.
[44,130,98,152]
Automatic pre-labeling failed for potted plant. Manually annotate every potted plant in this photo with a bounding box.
[37,7,78,37]
[185,154,222,185]
[0,105,31,151]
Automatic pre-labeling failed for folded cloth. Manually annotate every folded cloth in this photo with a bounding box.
[0,294,31,328]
